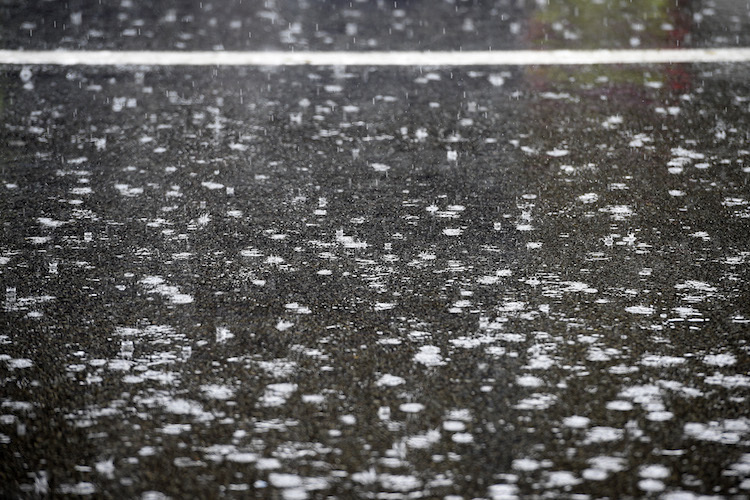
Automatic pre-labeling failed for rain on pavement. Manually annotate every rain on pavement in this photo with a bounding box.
[1,1,749,498]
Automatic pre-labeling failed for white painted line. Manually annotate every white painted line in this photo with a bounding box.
[1,48,750,66]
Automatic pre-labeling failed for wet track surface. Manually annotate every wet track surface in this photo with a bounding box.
[2,0,750,51]
[1,1,750,499]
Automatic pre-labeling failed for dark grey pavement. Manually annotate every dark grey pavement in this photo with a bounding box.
[1,1,750,499]
[3,0,750,51]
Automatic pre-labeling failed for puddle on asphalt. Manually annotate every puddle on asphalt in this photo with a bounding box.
[0,62,749,497]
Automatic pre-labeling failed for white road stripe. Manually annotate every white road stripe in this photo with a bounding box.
[1,48,750,66]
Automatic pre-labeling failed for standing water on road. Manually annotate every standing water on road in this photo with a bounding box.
[1,0,750,497]
[1,61,748,499]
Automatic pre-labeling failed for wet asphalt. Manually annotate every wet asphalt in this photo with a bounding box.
[1,1,750,499]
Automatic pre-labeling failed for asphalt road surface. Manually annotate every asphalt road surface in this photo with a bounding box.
[1,1,750,498]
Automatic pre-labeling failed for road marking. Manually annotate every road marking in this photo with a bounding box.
[1,48,750,66]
